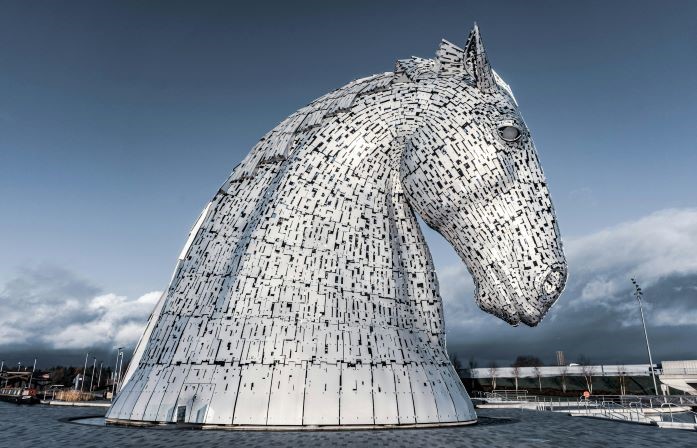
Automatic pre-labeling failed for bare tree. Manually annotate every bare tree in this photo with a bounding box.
[579,356,594,394]
[487,361,498,391]
[511,366,521,392]
[559,365,569,393]
[617,365,627,396]
[533,365,543,391]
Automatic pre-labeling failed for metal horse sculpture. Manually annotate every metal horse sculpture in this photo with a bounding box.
[107,25,567,429]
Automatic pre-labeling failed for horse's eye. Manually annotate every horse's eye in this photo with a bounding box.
[498,126,522,142]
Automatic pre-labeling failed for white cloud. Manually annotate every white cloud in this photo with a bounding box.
[566,208,697,289]
[579,277,621,302]
[50,292,161,349]
[0,265,160,350]
[653,307,697,327]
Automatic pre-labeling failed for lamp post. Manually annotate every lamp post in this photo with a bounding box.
[631,278,659,395]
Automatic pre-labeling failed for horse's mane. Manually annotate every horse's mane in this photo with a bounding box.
[224,40,515,187]
[226,72,394,184]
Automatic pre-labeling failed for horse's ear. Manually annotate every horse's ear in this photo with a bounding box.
[394,60,412,83]
[464,23,497,92]
[435,39,464,76]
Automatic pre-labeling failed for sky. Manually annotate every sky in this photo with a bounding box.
[0,0,696,369]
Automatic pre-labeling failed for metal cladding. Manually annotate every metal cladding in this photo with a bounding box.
[107,25,566,428]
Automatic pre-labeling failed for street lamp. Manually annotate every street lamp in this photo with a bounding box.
[631,278,659,395]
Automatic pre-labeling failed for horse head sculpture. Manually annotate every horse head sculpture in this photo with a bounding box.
[400,25,567,326]
[107,24,566,429]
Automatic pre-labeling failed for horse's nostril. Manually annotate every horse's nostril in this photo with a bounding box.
[543,271,562,294]
[540,266,567,301]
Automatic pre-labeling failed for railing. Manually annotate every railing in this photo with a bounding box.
[655,402,697,425]
[588,394,697,408]
[587,397,649,423]
[473,390,697,428]
[474,390,578,411]
[479,389,533,402]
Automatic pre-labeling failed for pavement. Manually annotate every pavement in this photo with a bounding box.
[0,401,694,447]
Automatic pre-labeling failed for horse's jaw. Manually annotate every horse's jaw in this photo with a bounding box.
[472,262,567,327]
[430,184,568,328]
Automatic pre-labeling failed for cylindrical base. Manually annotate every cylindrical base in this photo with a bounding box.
[105,417,478,431]
[107,362,477,426]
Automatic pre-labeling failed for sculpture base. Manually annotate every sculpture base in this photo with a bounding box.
[105,418,478,431]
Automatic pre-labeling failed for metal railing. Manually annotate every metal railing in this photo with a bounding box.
[570,396,651,423]
[486,389,532,401]
[473,391,697,428]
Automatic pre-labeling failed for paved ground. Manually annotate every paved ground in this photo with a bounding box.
[0,402,694,447]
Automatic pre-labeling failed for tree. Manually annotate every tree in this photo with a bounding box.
[487,361,498,391]
[579,356,594,394]
[511,366,521,392]
[533,365,543,391]
[509,355,542,393]
[617,365,627,396]
[559,365,569,393]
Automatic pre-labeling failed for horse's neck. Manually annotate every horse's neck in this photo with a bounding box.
[167,78,445,346]
[232,100,444,339]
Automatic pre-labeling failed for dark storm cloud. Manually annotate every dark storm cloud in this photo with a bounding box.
[443,209,697,366]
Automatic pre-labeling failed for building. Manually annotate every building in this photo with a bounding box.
[659,360,697,395]
[466,360,697,396]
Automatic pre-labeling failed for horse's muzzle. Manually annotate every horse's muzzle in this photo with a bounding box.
[518,264,567,326]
